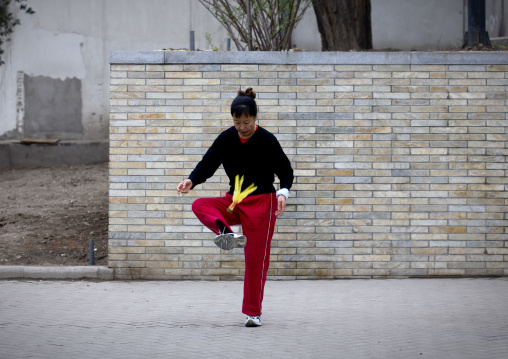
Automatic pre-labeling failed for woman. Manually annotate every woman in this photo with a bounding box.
[176,87,293,327]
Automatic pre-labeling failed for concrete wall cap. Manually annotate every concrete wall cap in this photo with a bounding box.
[0,266,114,280]
[109,51,508,65]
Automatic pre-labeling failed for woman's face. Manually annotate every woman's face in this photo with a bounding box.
[233,113,257,139]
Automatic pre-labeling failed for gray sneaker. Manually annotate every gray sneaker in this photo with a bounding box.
[213,233,247,250]
[245,315,261,327]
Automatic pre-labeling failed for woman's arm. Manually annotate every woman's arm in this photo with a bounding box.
[273,140,294,191]
[187,134,224,189]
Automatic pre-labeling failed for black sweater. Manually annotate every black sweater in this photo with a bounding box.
[188,126,293,196]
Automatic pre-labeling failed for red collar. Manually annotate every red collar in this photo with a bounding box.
[239,125,258,143]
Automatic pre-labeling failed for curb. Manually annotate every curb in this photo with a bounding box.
[0,266,114,280]
[0,140,108,169]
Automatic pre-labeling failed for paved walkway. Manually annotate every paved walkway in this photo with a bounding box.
[1,278,507,359]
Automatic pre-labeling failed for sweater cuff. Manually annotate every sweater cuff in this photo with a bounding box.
[276,188,289,200]
[187,176,197,189]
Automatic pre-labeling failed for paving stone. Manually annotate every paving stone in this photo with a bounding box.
[1,278,507,358]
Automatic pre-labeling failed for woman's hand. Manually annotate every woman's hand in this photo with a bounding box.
[275,195,286,216]
[176,179,193,195]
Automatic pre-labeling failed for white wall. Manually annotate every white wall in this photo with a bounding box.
[372,0,464,50]
[293,0,466,51]
[485,0,508,37]
[0,0,228,140]
[0,0,505,140]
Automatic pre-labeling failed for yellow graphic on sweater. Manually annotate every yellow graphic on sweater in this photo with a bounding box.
[227,175,257,213]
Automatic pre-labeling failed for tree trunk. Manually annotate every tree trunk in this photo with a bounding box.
[312,0,372,51]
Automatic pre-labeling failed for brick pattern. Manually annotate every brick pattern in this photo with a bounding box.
[109,60,508,280]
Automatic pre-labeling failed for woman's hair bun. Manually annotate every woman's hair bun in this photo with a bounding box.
[238,87,256,99]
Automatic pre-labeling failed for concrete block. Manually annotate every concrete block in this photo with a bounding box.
[0,141,108,169]
[0,266,114,280]
[109,51,164,64]
[0,266,24,279]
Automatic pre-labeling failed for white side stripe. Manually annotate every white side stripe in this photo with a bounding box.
[258,193,273,312]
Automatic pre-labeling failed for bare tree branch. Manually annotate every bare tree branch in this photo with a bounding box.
[199,0,311,51]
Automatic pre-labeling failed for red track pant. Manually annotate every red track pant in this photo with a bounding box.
[192,192,277,316]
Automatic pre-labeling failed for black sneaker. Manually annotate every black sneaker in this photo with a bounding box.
[213,233,247,250]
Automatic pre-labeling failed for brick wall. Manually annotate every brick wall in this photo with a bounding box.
[109,52,508,280]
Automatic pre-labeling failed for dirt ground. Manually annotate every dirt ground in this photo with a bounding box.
[0,163,109,266]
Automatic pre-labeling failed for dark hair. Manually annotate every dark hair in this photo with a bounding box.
[230,87,257,118]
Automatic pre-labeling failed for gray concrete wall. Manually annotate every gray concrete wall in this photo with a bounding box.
[291,0,508,51]
[486,0,508,37]
[0,0,227,142]
[372,0,464,50]
[1,0,506,148]
[0,140,109,168]
[23,74,83,139]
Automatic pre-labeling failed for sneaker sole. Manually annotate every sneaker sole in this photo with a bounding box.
[214,234,246,250]
[245,319,261,327]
